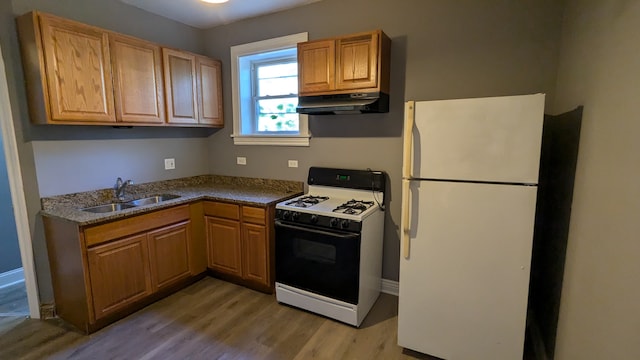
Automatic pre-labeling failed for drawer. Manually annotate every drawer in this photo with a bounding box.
[242,206,266,225]
[203,201,240,220]
[84,205,190,247]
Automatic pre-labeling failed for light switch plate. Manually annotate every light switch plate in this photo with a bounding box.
[164,158,175,170]
[237,156,247,165]
[288,160,298,168]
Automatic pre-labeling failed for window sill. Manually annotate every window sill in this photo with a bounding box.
[231,135,310,147]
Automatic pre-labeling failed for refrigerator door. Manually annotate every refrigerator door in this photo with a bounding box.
[398,180,537,360]
[409,94,544,184]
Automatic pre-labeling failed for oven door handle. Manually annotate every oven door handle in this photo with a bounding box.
[275,221,360,239]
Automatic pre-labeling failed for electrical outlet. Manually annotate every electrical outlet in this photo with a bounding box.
[288,160,298,168]
[237,156,247,165]
[164,158,175,170]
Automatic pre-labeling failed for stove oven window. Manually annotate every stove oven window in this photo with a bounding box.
[294,239,336,265]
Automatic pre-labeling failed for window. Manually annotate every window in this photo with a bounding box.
[231,33,310,146]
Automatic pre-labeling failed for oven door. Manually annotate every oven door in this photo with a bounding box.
[275,220,361,304]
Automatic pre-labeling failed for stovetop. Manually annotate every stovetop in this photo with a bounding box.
[275,167,386,230]
[276,186,383,222]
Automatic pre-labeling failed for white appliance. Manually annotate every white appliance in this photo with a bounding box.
[275,167,386,327]
[398,94,545,359]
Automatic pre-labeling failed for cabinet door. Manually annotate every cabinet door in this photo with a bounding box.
[335,32,379,91]
[148,221,191,291]
[110,34,165,124]
[298,39,335,94]
[242,223,268,286]
[206,216,242,277]
[39,14,115,122]
[163,48,198,124]
[196,57,223,126]
[87,234,152,320]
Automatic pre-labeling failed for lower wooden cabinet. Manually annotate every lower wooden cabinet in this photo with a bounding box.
[87,233,152,320]
[242,223,268,284]
[148,221,192,291]
[43,200,278,333]
[43,204,202,333]
[204,201,273,291]
[206,217,242,277]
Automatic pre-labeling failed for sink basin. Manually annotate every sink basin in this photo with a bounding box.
[80,194,181,213]
[125,194,181,207]
[81,203,137,213]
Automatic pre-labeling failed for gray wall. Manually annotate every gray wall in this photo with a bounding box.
[550,1,640,359]
[0,0,212,302]
[203,0,566,281]
[0,134,21,274]
[33,138,210,196]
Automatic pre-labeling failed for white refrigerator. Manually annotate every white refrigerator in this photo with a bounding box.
[398,94,545,360]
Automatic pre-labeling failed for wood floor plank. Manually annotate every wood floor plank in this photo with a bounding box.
[0,277,428,359]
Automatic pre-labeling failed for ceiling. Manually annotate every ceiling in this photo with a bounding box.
[119,0,324,29]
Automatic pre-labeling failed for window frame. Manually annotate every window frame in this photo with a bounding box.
[252,57,299,135]
[230,33,310,146]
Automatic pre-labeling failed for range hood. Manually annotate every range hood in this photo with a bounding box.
[296,92,389,115]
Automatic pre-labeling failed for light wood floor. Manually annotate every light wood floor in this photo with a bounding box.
[0,277,433,360]
[0,281,29,316]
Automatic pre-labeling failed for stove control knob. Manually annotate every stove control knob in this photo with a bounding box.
[310,215,318,224]
[330,218,339,227]
[282,211,291,220]
[341,219,350,229]
[291,212,300,221]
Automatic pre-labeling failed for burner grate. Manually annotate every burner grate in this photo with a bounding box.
[285,195,329,208]
[332,199,375,215]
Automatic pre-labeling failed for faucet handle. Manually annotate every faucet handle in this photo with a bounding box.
[115,177,123,189]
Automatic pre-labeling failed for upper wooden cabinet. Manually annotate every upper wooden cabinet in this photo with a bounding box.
[163,48,198,125]
[298,39,335,94]
[298,30,390,96]
[196,57,224,126]
[19,12,116,124]
[17,11,223,128]
[163,49,224,127]
[110,34,165,124]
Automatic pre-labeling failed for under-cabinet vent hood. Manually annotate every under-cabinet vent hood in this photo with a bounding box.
[296,92,389,115]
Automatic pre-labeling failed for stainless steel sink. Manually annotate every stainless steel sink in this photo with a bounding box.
[80,194,181,213]
[80,203,137,213]
[125,194,181,207]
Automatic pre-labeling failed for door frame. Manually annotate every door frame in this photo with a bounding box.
[0,45,40,318]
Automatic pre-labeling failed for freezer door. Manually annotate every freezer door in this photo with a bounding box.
[410,94,544,184]
[398,180,537,360]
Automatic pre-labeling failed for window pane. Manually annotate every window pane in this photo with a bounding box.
[257,63,297,79]
[258,77,298,96]
[257,97,299,132]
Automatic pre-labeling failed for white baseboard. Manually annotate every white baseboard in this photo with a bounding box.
[0,267,25,289]
[381,278,399,296]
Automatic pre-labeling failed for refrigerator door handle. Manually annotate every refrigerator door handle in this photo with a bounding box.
[401,179,411,259]
[401,101,415,259]
[402,101,415,179]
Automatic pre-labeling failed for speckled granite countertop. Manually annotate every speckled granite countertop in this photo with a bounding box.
[40,175,304,226]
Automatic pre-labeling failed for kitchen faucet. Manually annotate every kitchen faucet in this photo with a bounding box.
[114,177,133,201]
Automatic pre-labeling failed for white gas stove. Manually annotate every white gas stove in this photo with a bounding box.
[274,167,386,327]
